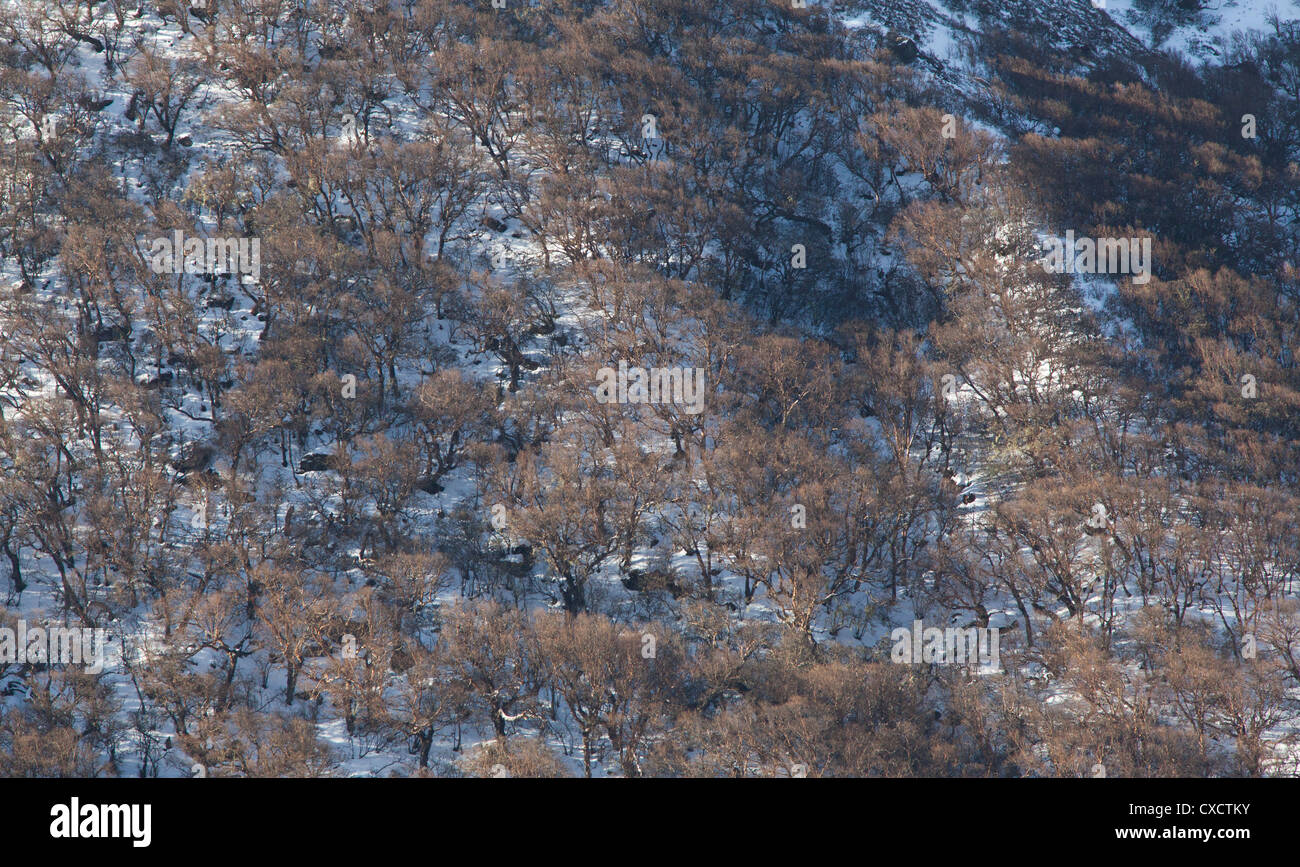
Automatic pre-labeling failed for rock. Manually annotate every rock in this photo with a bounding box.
[298,453,334,473]
[76,95,114,112]
[177,468,221,488]
[389,643,413,673]
[480,216,508,233]
[141,371,173,389]
[172,442,214,473]
[95,323,130,342]
[887,31,919,63]
[622,567,685,597]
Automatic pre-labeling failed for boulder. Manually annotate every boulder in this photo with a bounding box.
[298,453,334,473]
[887,31,919,63]
[172,442,214,473]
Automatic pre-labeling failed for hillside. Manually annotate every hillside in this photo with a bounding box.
[1,0,1298,781]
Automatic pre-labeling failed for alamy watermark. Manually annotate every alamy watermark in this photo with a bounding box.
[595,361,705,414]
[50,798,150,848]
[1042,230,1151,285]
[890,619,1000,670]
[0,619,108,674]
[147,230,261,282]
